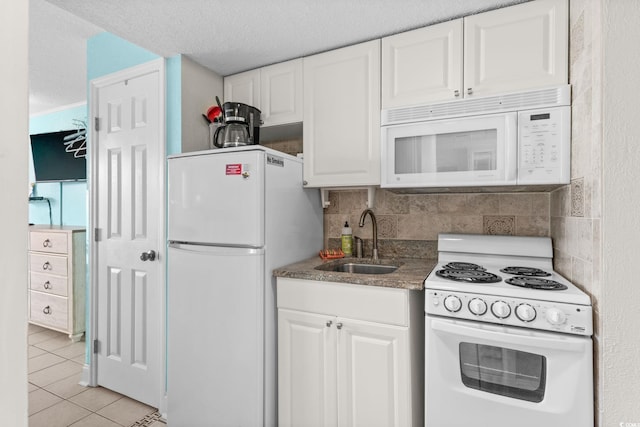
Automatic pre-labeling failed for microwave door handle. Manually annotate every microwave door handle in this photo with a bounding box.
[430,318,587,352]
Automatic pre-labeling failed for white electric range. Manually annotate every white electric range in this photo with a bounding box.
[424,233,593,427]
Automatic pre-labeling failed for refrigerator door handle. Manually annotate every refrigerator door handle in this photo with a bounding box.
[168,242,264,256]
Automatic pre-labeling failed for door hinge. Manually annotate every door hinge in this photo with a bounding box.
[93,339,99,354]
[94,228,102,242]
[94,117,100,132]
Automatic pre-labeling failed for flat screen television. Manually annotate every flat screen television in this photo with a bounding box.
[30,130,86,182]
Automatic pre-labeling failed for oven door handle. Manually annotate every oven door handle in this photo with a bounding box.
[430,318,588,352]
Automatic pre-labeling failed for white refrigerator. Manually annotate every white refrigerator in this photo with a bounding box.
[167,146,323,426]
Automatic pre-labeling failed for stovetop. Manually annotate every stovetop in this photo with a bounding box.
[424,234,593,336]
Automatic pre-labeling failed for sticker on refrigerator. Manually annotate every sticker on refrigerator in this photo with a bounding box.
[225,164,242,175]
[267,154,284,167]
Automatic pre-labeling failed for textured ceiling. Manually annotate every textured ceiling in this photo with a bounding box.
[31,0,528,115]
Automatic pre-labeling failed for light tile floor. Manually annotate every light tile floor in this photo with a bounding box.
[28,323,166,427]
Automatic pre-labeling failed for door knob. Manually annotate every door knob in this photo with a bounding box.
[140,250,157,261]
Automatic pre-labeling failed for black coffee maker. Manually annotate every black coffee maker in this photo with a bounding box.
[213,102,262,148]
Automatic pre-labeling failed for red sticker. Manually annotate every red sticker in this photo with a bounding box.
[225,164,242,175]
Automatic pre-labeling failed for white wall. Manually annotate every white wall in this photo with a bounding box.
[0,0,29,425]
[601,0,640,424]
[180,56,223,152]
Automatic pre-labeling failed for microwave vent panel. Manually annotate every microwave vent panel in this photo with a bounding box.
[382,85,571,126]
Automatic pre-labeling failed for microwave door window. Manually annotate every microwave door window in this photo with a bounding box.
[435,129,498,173]
[394,135,437,174]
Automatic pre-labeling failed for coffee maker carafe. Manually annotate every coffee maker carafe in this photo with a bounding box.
[213,102,262,148]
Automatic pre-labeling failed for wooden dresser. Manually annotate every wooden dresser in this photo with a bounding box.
[28,225,86,341]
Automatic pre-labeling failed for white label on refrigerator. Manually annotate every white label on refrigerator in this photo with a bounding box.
[267,154,284,167]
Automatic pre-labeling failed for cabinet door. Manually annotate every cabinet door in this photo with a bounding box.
[278,309,337,427]
[223,68,261,107]
[337,318,410,427]
[382,19,463,109]
[303,40,381,187]
[464,0,568,98]
[261,59,303,126]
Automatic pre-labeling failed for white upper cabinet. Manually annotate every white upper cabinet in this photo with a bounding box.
[381,0,568,108]
[303,40,381,188]
[464,0,568,98]
[382,19,463,109]
[260,59,303,127]
[224,60,303,127]
[223,69,260,107]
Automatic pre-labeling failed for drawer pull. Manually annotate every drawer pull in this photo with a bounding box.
[43,239,52,248]
[43,281,52,290]
[42,261,52,271]
[43,306,52,315]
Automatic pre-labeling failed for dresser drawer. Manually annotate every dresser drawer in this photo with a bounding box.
[29,253,68,276]
[30,291,68,330]
[30,272,69,297]
[30,231,69,254]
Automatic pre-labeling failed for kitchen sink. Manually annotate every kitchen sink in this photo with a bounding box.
[315,260,400,275]
[334,263,398,274]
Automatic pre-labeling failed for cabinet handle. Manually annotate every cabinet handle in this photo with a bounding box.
[43,281,51,290]
[467,87,473,95]
[303,180,308,186]
[326,320,332,327]
[43,239,51,248]
[42,261,52,271]
[336,322,343,330]
[43,306,51,315]
[454,90,460,97]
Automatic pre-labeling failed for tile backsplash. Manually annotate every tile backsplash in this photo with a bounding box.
[323,188,550,255]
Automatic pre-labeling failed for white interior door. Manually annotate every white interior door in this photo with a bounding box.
[91,59,165,408]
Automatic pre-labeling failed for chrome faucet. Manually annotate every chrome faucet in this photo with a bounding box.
[358,208,379,261]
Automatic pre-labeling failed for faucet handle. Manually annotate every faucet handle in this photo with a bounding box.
[353,236,363,258]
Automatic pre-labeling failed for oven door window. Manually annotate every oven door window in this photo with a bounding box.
[459,343,546,402]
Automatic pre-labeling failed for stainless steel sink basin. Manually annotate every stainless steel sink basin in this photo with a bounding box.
[314,260,400,275]
[333,263,399,274]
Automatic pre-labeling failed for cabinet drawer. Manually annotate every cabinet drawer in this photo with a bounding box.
[30,291,68,330]
[30,272,69,297]
[30,232,68,254]
[277,278,408,326]
[29,253,68,276]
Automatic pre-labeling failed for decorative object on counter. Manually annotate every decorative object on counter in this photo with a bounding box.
[319,248,345,260]
[341,221,352,256]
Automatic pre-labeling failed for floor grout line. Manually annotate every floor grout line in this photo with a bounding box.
[27,325,165,426]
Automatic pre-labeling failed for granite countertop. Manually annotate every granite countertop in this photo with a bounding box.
[273,256,437,291]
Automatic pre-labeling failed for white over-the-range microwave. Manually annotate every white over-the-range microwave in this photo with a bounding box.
[381,85,571,190]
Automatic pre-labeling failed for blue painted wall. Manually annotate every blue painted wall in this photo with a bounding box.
[29,104,88,226]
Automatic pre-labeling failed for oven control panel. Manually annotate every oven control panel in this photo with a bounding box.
[426,290,593,336]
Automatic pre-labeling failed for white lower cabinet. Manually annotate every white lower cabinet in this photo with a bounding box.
[277,278,423,427]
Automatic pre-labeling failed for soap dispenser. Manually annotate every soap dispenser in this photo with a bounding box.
[341,221,353,256]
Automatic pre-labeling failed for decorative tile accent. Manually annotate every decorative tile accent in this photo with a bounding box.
[571,178,585,217]
[483,215,515,235]
[129,411,165,426]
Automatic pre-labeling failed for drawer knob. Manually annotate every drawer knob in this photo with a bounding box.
[43,239,52,248]
[43,281,52,290]
[42,261,52,271]
[43,306,52,315]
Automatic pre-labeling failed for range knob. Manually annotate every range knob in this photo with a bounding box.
[491,301,511,319]
[468,298,487,316]
[443,295,462,312]
[515,304,537,322]
[545,308,567,326]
